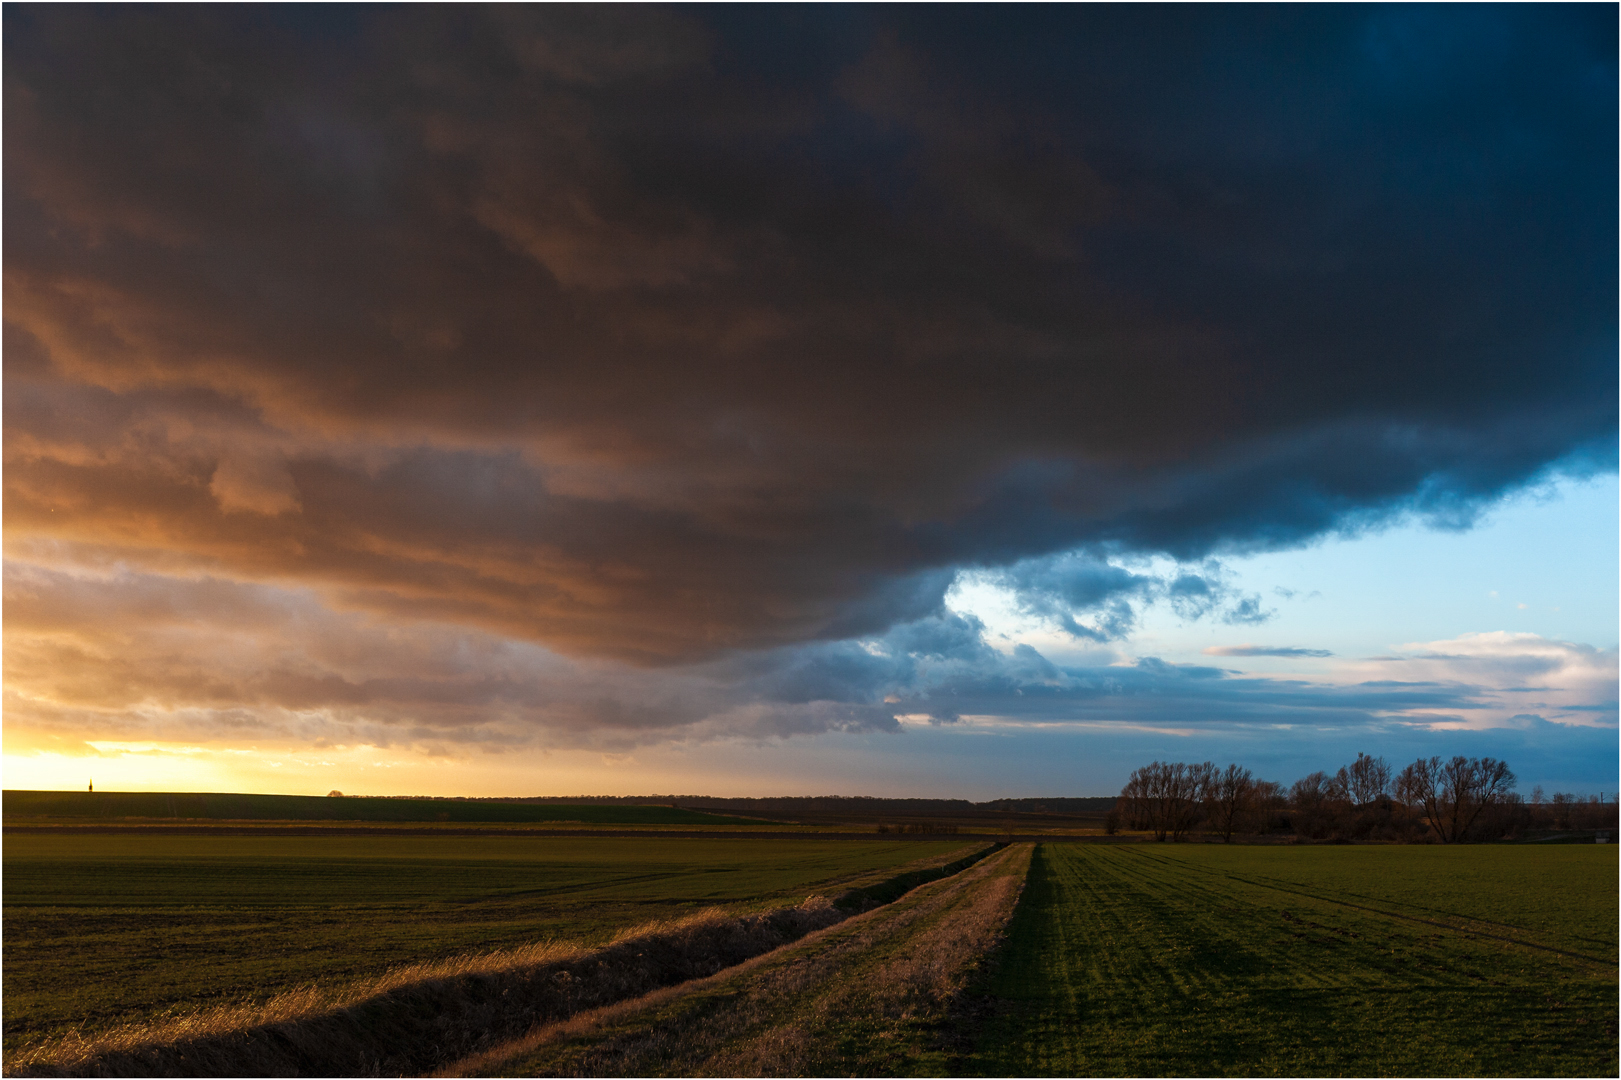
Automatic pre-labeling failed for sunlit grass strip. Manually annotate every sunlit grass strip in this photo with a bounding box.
[450,842,1034,1077]
[9,936,586,1068]
[5,903,841,1077]
[3,832,982,1045]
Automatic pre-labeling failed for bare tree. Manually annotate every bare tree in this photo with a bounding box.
[1289,770,1350,838]
[1111,753,1519,844]
[1551,791,1574,829]
[1120,761,1217,841]
[1207,764,1255,843]
[1252,780,1288,831]
[1396,756,1442,837]
[1119,766,1156,836]
[1337,753,1392,806]
[1290,771,1334,810]
[1440,756,1515,841]
[1397,755,1516,842]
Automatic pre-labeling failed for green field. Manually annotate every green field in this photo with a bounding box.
[970,844,1619,1077]
[2,832,971,1048]
[2,790,751,825]
[465,843,1034,1078]
[10,832,1617,1077]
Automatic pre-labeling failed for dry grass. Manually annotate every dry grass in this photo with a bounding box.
[5,900,845,1078]
[451,842,1034,1077]
[9,939,587,1069]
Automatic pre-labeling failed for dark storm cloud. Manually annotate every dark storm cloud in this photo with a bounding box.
[5,5,1615,663]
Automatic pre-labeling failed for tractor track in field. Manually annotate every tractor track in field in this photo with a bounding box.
[971,844,1617,1078]
[1125,847,1617,967]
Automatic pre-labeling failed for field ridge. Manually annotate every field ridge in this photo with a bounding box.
[8,844,1000,1077]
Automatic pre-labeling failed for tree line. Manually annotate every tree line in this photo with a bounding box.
[1109,754,1617,843]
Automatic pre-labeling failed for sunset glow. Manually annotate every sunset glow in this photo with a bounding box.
[4,5,1615,799]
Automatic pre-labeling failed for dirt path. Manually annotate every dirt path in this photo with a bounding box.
[450,842,1034,1077]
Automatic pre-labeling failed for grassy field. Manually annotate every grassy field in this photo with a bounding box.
[458,843,1034,1077]
[2,790,753,825]
[970,843,1619,1077]
[11,828,1615,1077]
[2,831,972,1049]
[3,790,1121,834]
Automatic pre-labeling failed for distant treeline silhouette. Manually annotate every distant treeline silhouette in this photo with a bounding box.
[1109,754,1618,843]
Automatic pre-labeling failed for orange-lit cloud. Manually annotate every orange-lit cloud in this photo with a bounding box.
[3,6,1614,789]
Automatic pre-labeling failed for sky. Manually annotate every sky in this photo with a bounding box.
[4,5,1616,799]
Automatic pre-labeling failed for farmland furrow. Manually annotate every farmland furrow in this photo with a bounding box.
[969,843,1618,1077]
[4,834,980,1048]
[7,843,999,1077]
[1127,847,1617,967]
[449,842,1034,1077]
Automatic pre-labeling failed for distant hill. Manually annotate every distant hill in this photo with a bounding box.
[978,797,1119,814]
[1,790,748,826]
[3,790,1118,826]
[517,794,1119,823]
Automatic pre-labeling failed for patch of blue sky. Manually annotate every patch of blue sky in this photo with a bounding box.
[949,473,1618,671]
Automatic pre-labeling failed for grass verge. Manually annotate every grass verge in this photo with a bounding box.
[452,842,1032,1077]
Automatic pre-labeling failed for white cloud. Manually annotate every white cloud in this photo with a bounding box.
[1337,631,1617,730]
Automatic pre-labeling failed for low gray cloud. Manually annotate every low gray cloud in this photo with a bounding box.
[10,563,1608,766]
[1204,645,1336,658]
